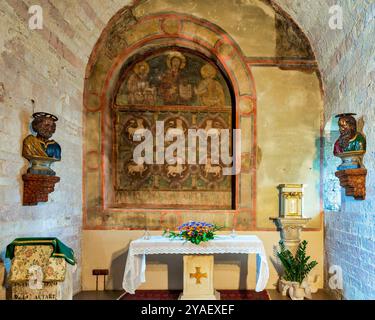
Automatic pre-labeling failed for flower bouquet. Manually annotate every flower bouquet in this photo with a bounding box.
[163,221,222,245]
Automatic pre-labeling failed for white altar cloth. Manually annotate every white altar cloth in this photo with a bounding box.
[122,235,269,294]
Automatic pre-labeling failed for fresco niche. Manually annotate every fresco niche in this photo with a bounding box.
[115,50,231,106]
[112,50,234,210]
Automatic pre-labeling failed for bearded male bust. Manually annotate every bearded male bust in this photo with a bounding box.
[23,112,61,160]
[333,113,366,170]
[22,112,61,176]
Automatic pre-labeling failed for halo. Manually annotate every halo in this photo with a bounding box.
[133,61,150,75]
[335,113,356,118]
[200,63,217,79]
[166,51,186,69]
[32,112,58,121]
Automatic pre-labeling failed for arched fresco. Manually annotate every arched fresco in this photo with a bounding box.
[83,4,321,231]
[113,49,234,209]
[83,12,256,229]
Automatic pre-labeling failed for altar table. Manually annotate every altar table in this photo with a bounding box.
[122,235,269,295]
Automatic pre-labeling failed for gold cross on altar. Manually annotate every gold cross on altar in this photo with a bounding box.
[190,267,207,284]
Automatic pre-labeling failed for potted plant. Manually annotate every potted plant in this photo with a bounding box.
[276,240,318,300]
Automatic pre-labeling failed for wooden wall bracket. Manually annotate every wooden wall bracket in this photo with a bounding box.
[335,168,367,200]
[22,174,60,206]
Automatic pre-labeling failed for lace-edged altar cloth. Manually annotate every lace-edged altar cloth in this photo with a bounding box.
[122,235,269,294]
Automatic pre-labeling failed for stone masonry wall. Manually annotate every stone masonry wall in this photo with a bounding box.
[0,0,130,294]
[276,0,375,299]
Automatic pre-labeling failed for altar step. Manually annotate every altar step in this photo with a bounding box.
[74,289,269,300]
[74,290,123,300]
[74,289,336,300]
[117,290,270,300]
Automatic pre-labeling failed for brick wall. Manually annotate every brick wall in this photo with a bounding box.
[276,0,375,299]
[0,0,130,294]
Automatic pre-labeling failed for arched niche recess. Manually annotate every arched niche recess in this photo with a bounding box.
[112,47,236,207]
[83,12,257,230]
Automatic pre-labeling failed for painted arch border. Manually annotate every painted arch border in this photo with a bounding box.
[83,12,259,230]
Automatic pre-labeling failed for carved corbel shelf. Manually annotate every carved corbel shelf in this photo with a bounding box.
[335,168,367,200]
[22,174,60,206]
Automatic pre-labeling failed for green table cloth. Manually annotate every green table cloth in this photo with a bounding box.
[6,237,76,265]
